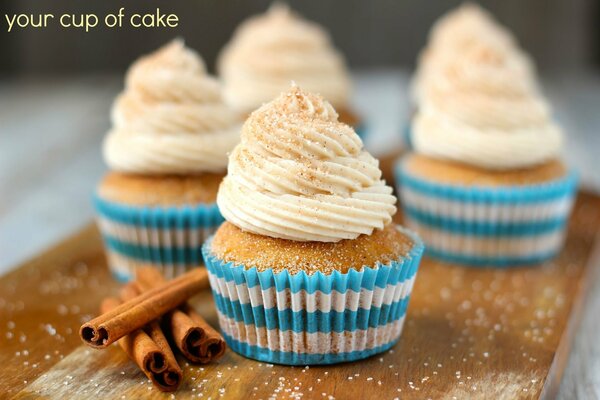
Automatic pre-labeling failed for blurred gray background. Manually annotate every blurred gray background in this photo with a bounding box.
[1,0,598,75]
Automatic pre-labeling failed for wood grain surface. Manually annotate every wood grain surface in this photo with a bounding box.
[3,74,600,398]
[0,179,600,399]
[0,190,597,399]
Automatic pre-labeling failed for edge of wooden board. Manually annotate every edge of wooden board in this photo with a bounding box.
[540,225,600,399]
[4,155,600,399]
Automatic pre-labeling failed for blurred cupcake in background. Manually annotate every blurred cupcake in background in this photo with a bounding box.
[95,39,241,281]
[203,85,424,365]
[218,3,365,136]
[411,3,536,105]
[405,3,537,148]
[396,15,577,268]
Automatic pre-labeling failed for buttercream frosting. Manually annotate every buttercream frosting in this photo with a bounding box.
[218,3,351,114]
[412,35,563,170]
[412,3,537,105]
[217,85,396,242]
[104,39,241,174]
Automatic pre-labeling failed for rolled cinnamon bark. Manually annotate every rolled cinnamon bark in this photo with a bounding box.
[136,267,226,364]
[119,284,182,389]
[100,298,182,392]
[80,268,209,348]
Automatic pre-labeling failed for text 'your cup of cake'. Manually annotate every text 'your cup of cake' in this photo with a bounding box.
[94,39,242,281]
[396,5,577,268]
[202,84,424,365]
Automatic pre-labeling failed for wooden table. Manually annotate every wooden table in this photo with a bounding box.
[2,191,599,399]
[2,72,600,398]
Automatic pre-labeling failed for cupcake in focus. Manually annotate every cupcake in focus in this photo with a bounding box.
[218,4,365,136]
[203,85,424,365]
[396,25,577,267]
[405,3,536,148]
[95,39,241,281]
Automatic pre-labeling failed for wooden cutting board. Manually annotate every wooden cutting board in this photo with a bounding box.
[2,189,600,399]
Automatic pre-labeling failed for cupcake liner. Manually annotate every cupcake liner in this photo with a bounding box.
[93,194,224,281]
[355,123,367,139]
[395,158,578,268]
[202,226,424,365]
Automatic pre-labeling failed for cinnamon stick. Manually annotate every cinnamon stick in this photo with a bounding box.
[80,268,209,348]
[119,282,182,383]
[136,267,226,364]
[100,298,182,392]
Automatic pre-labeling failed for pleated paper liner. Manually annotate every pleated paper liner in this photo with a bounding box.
[202,226,424,365]
[395,157,578,267]
[94,194,224,280]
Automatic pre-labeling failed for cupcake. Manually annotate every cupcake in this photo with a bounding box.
[95,40,241,281]
[217,4,365,137]
[406,4,536,148]
[202,85,424,365]
[396,22,577,267]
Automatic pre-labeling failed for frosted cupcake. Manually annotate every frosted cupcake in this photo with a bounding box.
[217,4,364,136]
[396,32,577,267]
[411,4,536,104]
[202,85,424,365]
[95,40,241,280]
[406,4,536,148]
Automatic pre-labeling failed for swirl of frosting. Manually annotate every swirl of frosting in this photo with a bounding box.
[217,85,396,242]
[104,39,241,174]
[411,3,537,105]
[217,3,351,114]
[413,36,563,170]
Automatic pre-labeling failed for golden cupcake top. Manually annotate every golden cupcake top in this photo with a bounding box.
[103,39,241,175]
[217,84,397,242]
[98,171,224,206]
[211,222,413,275]
[403,154,568,187]
[217,3,351,113]
[411,4,563,170]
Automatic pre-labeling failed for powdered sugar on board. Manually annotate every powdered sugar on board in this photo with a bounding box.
[5,193,600,399]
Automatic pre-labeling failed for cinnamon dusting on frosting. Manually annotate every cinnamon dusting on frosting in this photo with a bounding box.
[412,3,537,104]
[218,4,350,113]
[103,39,241,175]
[411,4,563,170]
[217,84,396,242]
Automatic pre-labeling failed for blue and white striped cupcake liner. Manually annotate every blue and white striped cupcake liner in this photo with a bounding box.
[355,123,367,140]
[202,226,424,365]
[395,158,578,268]
[93,195,224,281]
